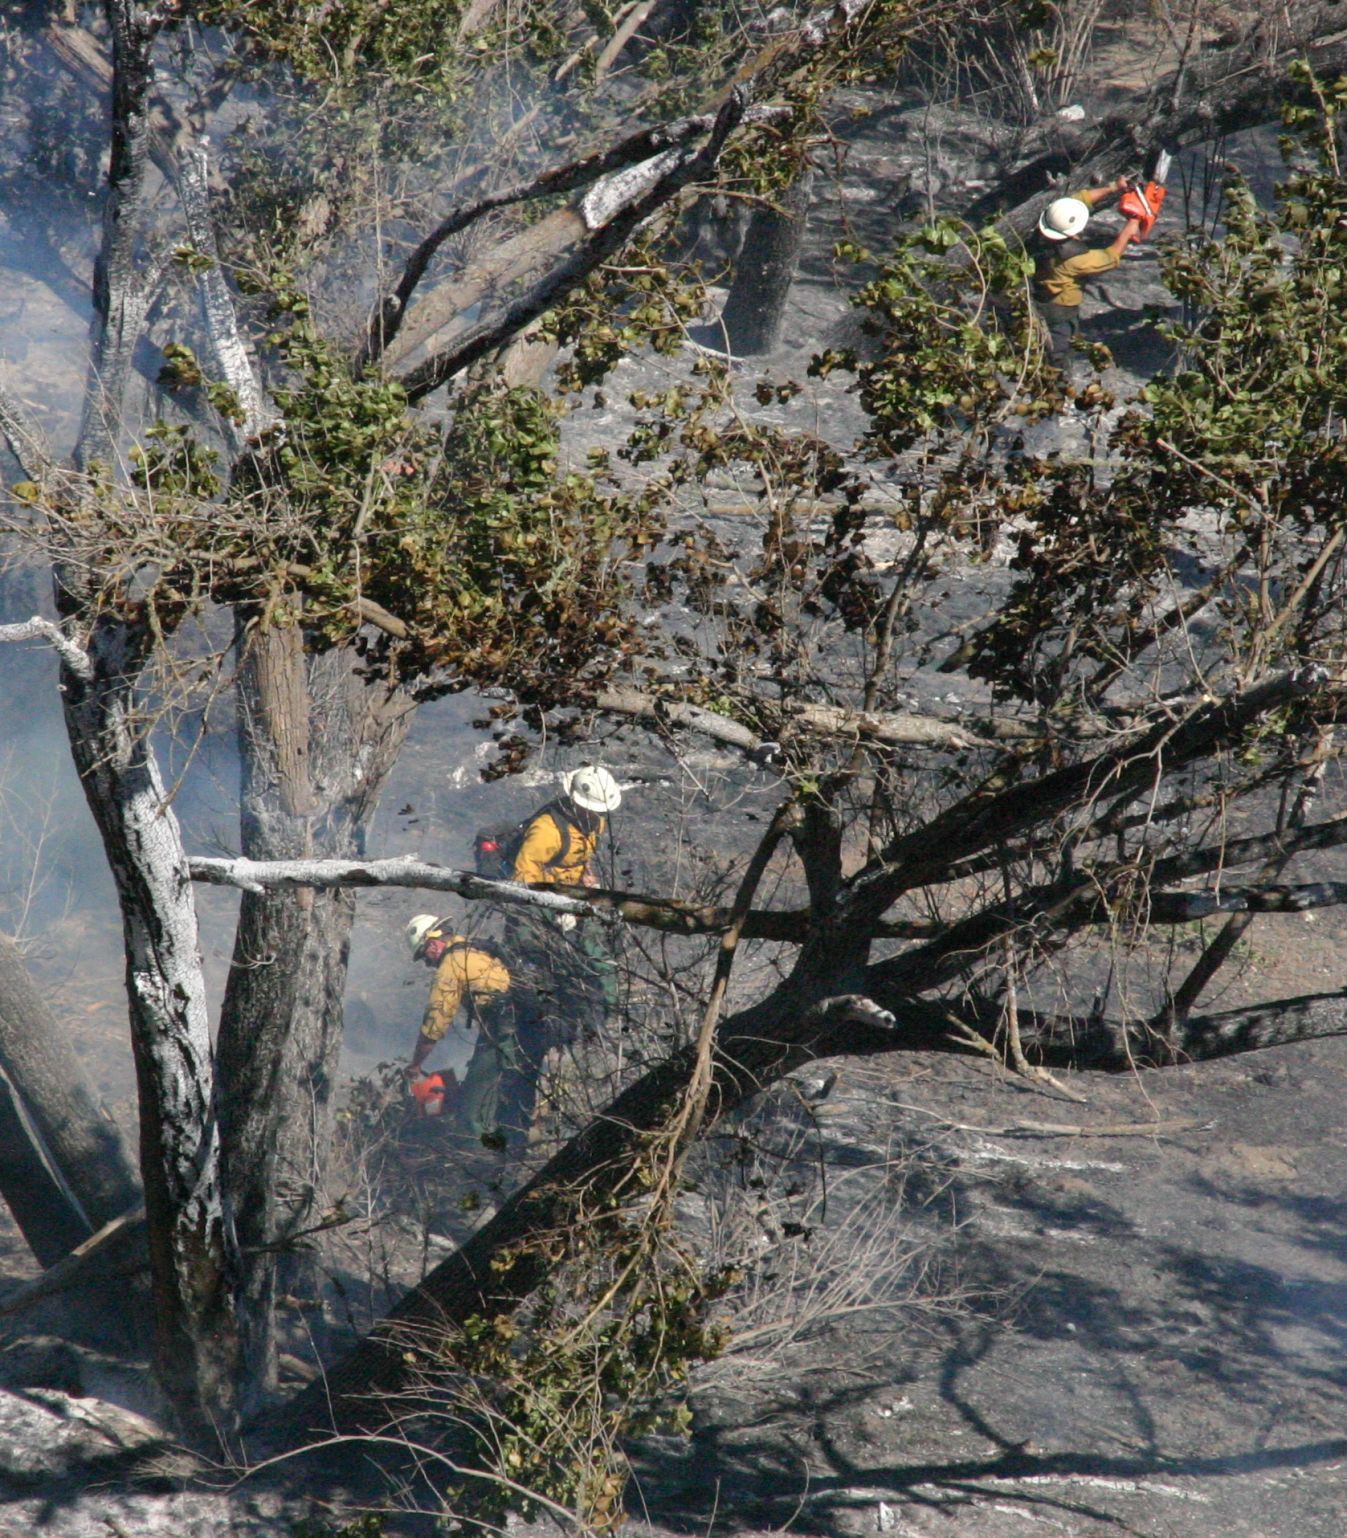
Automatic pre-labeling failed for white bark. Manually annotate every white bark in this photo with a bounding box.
[0,618,92,679]
[58,624,239,1437]
[190,853,592,915]
[177,141,273,446]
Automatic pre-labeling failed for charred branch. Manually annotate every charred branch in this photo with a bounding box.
[0,1205,148,1322]
[361,103,785,369]
[396,91,748,403]
[75,0,160,470]
[956,990,1347,1072]
[849,666,1343,920]
[1145,811,1347,887]
[1145,881,1347,921]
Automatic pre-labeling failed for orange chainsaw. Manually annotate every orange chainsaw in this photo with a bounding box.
[411,1069,459,1118]
[1119,147,1172,240]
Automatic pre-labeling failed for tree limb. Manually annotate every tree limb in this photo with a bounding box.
[0,1205,147,1320]
[361,103,785,369]
[849,665,1343,919]
[186,852,818,939]
[960,989,1347,1071]
[0,383,54,481]
[594,685,1015,755]
[1145,810,1347,888]
[0,616,94,680]
[396,90,748,402]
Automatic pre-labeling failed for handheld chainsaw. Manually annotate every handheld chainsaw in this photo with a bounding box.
[411,1069,459,1118]
[1119,147,1172,240]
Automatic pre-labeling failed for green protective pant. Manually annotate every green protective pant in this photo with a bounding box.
[506,914,616,1038]
[574,925,619,1017]
[457,1005,547,1146]
[1036,299,1081,372]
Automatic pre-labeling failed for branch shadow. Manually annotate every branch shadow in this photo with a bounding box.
[628,1119,1347,1536]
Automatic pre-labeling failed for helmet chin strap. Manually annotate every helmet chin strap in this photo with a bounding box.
[569,798,602,832]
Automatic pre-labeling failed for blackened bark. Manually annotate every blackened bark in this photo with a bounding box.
[0,931,140,1251]
[715,170,813,357]
[0,1064,93,1267]
[217,619,413,1410]
[852,667,1338,925]
[75,0,158,470]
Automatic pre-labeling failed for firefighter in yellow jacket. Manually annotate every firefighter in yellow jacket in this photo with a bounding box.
[510,763,623,1027]
[406,914,544,1145]
[511,764,622,895]
[1033,178,1142,373]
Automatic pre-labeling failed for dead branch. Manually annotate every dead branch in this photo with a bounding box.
[362,102,785,368]
[1146,881,1347,921]
[184,852,817,939]
[0,384,54,482]
[1136,813,1347,891]
[396,90,748,402]
[0,617,94,680]
[594,684,1024,757]
[850,665,1343,919]
[0,1205,147,1320]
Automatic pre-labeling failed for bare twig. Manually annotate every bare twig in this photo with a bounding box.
[0,617,94,680]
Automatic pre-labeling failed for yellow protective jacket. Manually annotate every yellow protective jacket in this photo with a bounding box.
[1033,188,1122,308]
[420,938,511,1044]
[512,804,602,887]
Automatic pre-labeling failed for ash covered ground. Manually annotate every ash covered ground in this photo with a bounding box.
[1,75,1345,1538]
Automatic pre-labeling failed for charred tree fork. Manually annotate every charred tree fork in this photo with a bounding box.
[0,0,914,1445]
[3,4,1347,1529]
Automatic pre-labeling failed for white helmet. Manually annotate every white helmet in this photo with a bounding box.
[1038,197,1090,241]
[563,764,622,814]
[406,913,446,957]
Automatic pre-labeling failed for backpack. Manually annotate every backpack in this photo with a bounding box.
[473,803,574,882]
[445,935,513,969]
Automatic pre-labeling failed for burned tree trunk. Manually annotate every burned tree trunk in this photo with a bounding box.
[57,629,239,1439]
[715,169,812,356]
[217,614,414,1408]
[0,931,140,1262]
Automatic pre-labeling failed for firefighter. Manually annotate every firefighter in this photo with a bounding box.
[1032,178,1143,374]
[511,764,623,900]
[510,764,623,1036]
[405,914,545,1146]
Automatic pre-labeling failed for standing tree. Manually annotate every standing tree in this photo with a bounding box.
[0,0,912,1441]
[5,0,1347,1519]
